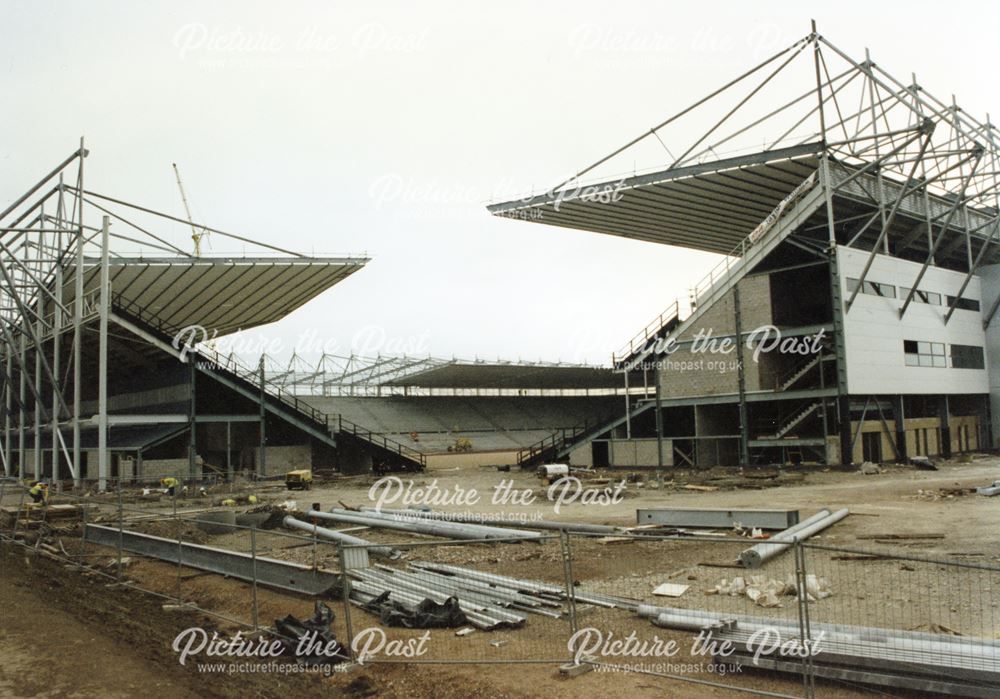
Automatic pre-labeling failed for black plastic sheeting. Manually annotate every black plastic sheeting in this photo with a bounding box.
[274,601,350,665]
[363,591,469,629]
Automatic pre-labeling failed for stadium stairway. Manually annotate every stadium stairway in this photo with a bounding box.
[108,295,426,471]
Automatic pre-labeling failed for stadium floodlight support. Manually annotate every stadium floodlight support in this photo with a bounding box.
[0,144,357,490]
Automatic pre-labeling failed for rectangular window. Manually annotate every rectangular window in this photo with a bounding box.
[904,340,946,367]
[951,344,985,369]
[946,295,980,312]
[900,288,942,305]
[847,278,896,298]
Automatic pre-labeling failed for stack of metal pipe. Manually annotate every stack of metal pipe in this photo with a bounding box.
[347,561,640,630]
[640,604,1000,695]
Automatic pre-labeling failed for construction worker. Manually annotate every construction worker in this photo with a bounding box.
[28,481,48,504]
[161,476,181,497]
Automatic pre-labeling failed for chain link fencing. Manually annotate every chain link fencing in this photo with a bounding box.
[1,480,998,698]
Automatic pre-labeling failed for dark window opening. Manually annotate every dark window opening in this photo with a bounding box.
[946,295,980,312]
[951,344,985,370]
[847,278,896,298]
[900,287,941,305]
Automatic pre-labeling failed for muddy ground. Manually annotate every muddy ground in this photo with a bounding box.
[1,456,998,698]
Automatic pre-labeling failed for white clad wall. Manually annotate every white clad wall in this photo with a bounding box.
[838,246,989,395]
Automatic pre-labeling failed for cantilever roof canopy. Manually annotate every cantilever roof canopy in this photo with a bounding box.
[487,144,822,255]
[384,360,624,390]
[60,255,367,337]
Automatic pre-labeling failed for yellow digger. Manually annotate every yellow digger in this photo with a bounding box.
[285,469,313,490]
[447,437,473,453]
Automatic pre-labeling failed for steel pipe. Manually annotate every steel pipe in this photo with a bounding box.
[361,506,617,535]
[316,508,542,541]
[282,516,401,559]
[739,508,848,568]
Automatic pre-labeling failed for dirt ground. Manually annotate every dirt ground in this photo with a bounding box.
[1,456,998,698]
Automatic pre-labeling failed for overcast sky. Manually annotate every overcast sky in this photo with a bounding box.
[3,1,998,367]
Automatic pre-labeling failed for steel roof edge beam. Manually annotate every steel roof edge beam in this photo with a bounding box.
[488,142,823,214]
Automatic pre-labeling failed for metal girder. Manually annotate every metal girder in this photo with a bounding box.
[84,524,340,595]
[636,508,800,530]
[944,217,999,323]
[900,145,986,318]
[845,120,936,311]
[0,148,85,223]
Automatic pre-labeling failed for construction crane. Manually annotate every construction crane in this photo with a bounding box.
[172,163,208,256]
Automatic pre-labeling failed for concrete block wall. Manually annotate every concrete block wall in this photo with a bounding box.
[136,458,195,481]
[262,444,311,476]
[568,442,593,468]
[608,438,673,467]
[660,276,773,399]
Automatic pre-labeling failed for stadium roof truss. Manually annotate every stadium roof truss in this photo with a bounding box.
[0,146,368,484]
[488,24,1000,332]
[257,352,627,396]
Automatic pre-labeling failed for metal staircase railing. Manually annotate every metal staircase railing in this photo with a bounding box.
[618,171,823,372]
[612,299,683,369]
[775,353,823,391]
[757,402,822,440]
[110,294,426,469]
[515,412,618,467]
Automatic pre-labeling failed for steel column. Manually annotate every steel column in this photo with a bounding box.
[97,215,109,490]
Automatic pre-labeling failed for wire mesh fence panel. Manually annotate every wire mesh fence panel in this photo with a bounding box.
[561,532,811,698]
[337,536,577,664]
[797,542,1000,697]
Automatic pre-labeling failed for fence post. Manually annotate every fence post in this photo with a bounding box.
[11,485,26,540]
[559,530,578,638]
[78,499,87,570]
[250,525,260,631]
[116,479,124,581]
[793,539,816,699]
[338,541,356,661]
[36,485,52,550]
[0,479,7,539]
[175,509,183,603]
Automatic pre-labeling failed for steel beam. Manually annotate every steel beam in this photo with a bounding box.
[900,145,986,318]
[84,523,340,595]
[636,508,800,530]
[845,119,936,311]
[945,217,999,324]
